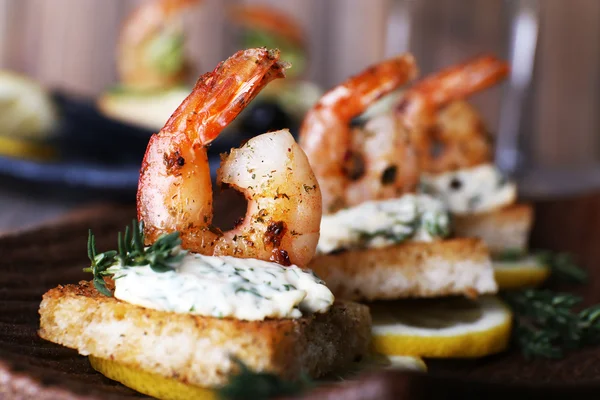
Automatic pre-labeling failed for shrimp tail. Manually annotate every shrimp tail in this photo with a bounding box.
[163,48,289,145]
[322,54,419,121]
[398,55,509,113]
[397,55,510,174]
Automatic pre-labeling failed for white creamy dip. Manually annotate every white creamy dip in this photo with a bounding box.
[317,193,450,254]
[420,163,516,215]
[110,253,334,321]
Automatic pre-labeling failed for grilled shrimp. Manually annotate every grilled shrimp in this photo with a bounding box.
[117,0,200,91]
[344,113,419,208]
[397,56,509,174]
[137,48,322,267]
[299,54,418,213]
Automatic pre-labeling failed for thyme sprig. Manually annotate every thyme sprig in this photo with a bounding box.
[84,220,185,296]
[218,358,313,400]
[85,230,117,297]
[503,289,600,359]
[536,250,588,284]
[495,248,527,262]
[495,249,598,358]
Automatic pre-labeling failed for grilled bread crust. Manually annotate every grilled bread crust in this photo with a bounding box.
[38,280,371,388]
[309,238,497,301]
[453,203,533,255]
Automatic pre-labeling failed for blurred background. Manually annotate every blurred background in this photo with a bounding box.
[0,0,597,231]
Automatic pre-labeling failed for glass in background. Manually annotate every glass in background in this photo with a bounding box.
[386,0,600,198]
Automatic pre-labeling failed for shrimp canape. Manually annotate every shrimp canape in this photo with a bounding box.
[300,54,512,360]
[39,48,371,396]
[98,0,202,130]
[299,54,497,301]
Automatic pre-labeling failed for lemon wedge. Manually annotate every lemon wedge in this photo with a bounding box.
[493,255,550,290]
[0,70,57,140]
[370,296,512,358]
[89,356,216,400]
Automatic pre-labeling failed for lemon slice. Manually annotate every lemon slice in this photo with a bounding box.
[370,296,512,358]
[89,356,216,400]
[97,86,190,131]
[0,136,56,161]
[90,352,427,399]
[362,353,428,372]
[385,355,428,372]
[493,255,550,290]
[0,70,57,140]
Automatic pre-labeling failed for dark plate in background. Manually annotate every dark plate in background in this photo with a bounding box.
[0,91,294,193]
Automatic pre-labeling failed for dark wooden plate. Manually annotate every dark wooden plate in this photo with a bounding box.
[2,191,600,399]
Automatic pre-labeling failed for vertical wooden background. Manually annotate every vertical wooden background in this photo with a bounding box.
[0,0,598,168]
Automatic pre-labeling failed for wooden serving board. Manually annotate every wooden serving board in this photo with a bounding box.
[2,191,600,399]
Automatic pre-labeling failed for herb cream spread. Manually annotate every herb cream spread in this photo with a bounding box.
[420,163,516,215]
[317,193,450,254]
[110,253,334,321]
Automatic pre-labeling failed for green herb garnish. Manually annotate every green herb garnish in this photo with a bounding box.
[501,249,593,359]
[84,220,184,296]
[423,211,451,238]
[145,31,186,75]
[495,248,527,262]
[85,230,117,297]
[235,287,264,298]
[357,227,413,247]
[494,249,587,283]
[218,358,312,400]
[503,289,600,359]
[491,245,599,359]
[536,250,587,284]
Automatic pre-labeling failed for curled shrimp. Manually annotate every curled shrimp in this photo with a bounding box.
[117,0,201,91]
[299,54,418,213]
[137,48,322,268]
[228,4,305,50]
[397,55,509,174]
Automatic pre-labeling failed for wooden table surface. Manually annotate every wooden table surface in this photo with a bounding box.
[0,175,136,235]
[3,190,600,399]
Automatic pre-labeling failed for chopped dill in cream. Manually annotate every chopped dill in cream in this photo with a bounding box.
[317,193,450,254]
[109,253,334,321]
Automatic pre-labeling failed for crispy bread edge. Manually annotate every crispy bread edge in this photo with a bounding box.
[453,203,533,254]
[309,238,497,301]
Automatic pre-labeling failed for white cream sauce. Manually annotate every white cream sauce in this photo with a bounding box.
[110,253,334,321]
[420,163,516,215]
[317,193,450,254]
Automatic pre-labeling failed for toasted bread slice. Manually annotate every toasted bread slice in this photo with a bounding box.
[38,280,371,388]
[309,238,497,301]
[452,203,533,255]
